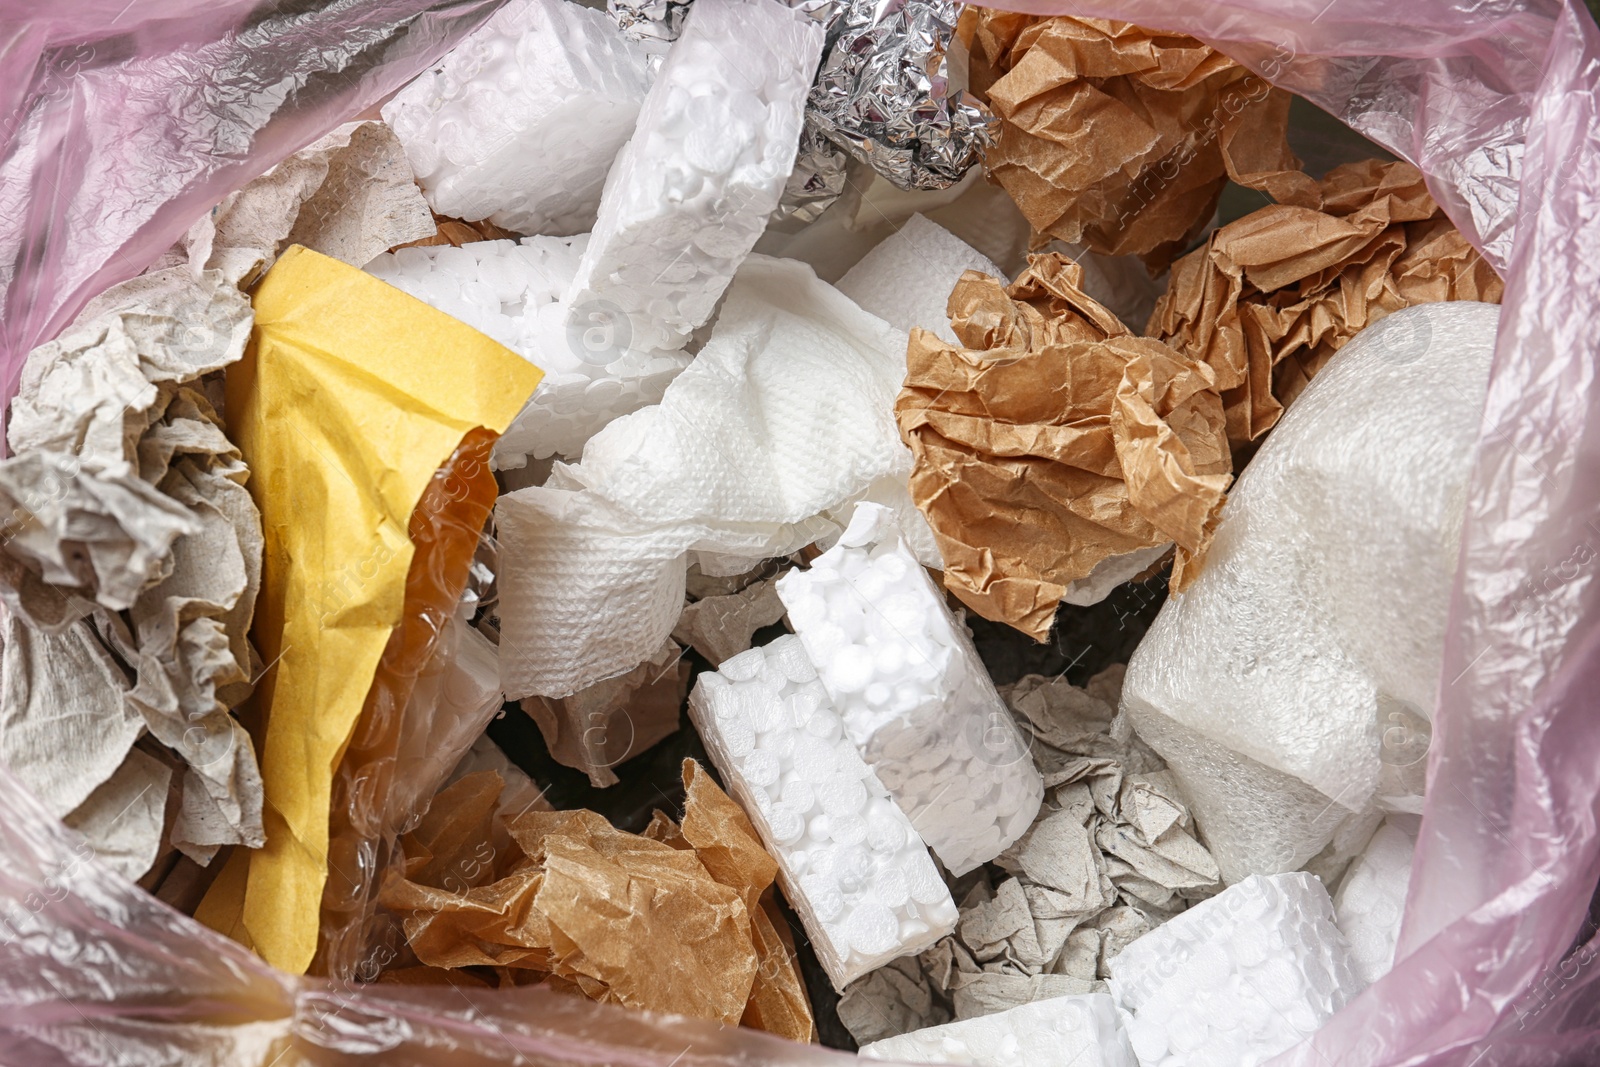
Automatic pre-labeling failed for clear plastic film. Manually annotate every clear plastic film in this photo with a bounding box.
[0,1,1599,1066]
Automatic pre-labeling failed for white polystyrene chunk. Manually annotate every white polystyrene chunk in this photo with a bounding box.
[1108,873,1366,1067]
[858,993,1139,1067]
[496,256,921,701]
[365,236,689,463]
[690,635,958,989]
[1333,817,1417,985]
[564,0,825,353]
[1120,302,1502,882]
[835,214,1007,346]
[775,502,1044,875]
[381,0,654,236]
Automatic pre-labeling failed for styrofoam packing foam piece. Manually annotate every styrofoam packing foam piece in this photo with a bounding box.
[365,235,689,463]
[563,0,826,353]
[858,993,1139,1067]
[776,502,1044,875]
[1120,303,1501,882]
[835,214,1007,346]
[496,255,931,701]
[689,635,957,989]
[381,0,654,237]
[1108,873,1366,1067]
[1333,816,1417,985]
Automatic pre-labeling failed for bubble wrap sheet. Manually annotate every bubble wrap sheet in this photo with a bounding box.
[1120,303,1501,883]
[496,256,915,700]
[381,0,653,237]
[564,0,826,354]
[1108,873,1365,1067]
[859,993,1138,1067]
[777,503,1043,875]
[366,236,689,464]
[689,635,957,989]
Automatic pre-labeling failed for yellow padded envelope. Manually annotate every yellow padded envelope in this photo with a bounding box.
[197,246,541,974]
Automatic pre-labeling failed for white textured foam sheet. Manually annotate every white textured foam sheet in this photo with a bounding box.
[690,635,957,989]
[859,993,1138,1067]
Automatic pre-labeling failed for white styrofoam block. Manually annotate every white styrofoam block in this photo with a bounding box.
[835,214,1007,346]
[859,993,1139,1067]
[563,0,825,353]
[776,502,1043,875]
[690,635,958,989]
[1120,303,1501,882]
[381,0,654,237]
[365,236,689,463]
[496,256,917,701]
[1108,873,1366,1067]
[1333,817,1417,985]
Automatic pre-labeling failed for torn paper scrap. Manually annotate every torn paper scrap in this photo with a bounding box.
[520,637,687,788]
[689,635,959,989]
[777,502,1043,875]
[382,0,655,237]
[1150,158,1505,444]
[201,245,539,975]
[671,575,787,666]
[835,214,1006,345]
[366,235,691,465]
[63,747,172,883]
[961,13,1300,269]
[497,255,916,700]
[564,0,825,353]
[859,993,1138,1067]
[1108,873,1365,1067]
[186,121,434,288]
[896,253,1230,640]
[1122,303,1498,883]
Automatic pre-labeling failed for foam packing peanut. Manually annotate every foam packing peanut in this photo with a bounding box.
[776,502,1043,875]
[858,993,1139,1067]
[563,0,826,353]
[366,236,689,463]
[689,635,958,989]
[381,0,654,237]
[1108,873,1366,1067]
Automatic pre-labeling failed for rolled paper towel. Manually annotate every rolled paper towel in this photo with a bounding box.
[690,635,958,989]
[382,0,654,237]
[858,993,1138,1067]
[777,502,1044,875]
[1119,302,1502,881]
[1108,872,1366,1067]
[564,0,826,353]
[1333,817,1418,985]
[835,213,1006,345]
[366,236,688,464]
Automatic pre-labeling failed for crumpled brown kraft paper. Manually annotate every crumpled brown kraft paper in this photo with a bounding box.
[960,13,1300,269]
[1150,158,1506,444]
[378,760,815,1042]
[895,254,1230,639]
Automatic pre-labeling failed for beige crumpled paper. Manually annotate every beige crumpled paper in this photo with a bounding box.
[960,12,1301,269]
[521,638,689,788]
[187,120,436,287]
[62,746,172,882]
[895,253,1230,639]
[1151,158,1506,445]
[379,760,815,1042]
[671,575,788,666]
[836,665,1220,1044]
[0,267,266,872]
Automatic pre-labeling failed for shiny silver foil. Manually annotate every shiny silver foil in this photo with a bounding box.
[607,0,693,43]
[806,0,991,192]
[777,121,851,223]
